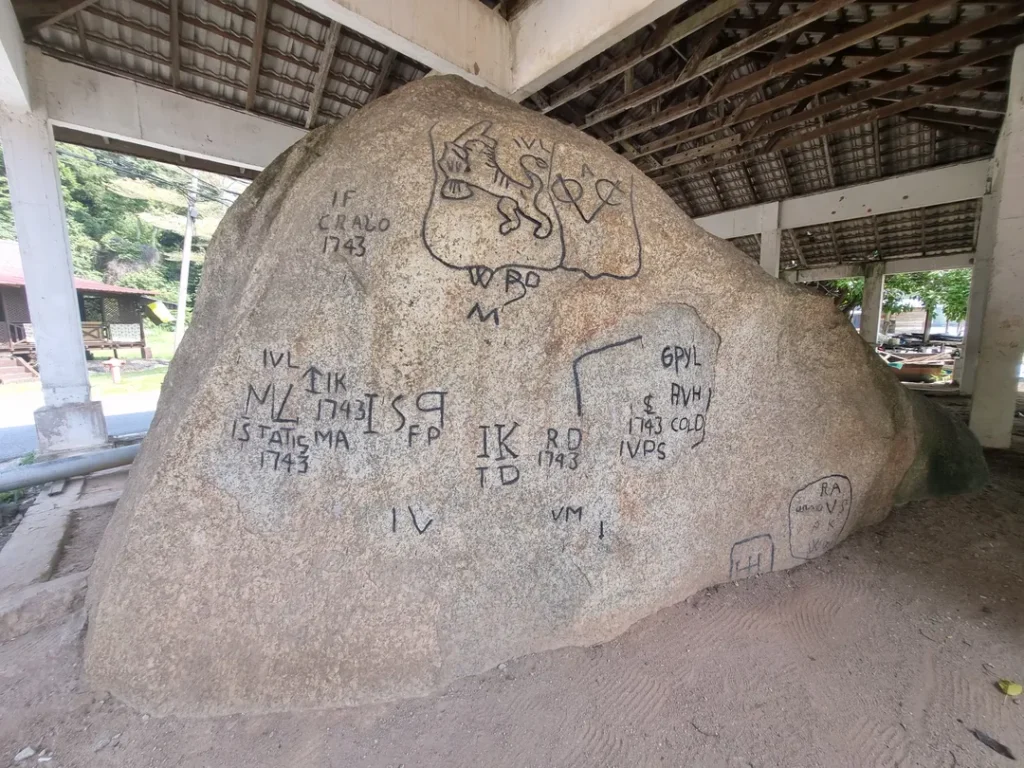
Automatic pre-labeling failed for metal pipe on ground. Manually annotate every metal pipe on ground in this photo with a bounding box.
[0,444,140,494]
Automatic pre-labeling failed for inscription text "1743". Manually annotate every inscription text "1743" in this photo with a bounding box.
[318,188,391,259]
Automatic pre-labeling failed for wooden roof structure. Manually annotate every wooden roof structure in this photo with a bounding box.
[11,0,1019,269]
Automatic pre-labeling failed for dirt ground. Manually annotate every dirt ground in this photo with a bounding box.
[1,402,1022,768]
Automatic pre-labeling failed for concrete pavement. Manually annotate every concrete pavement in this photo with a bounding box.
[0,391,158,460]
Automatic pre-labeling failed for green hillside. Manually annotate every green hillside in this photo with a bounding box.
[0,143,247,306]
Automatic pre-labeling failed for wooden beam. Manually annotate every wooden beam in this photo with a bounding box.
[675,13,731,83]
[543,0,743,113]
[818,101,837,187]
[306,20,342,128]
[245,0,270,111]
[648,37,1019,171]
[906,119,998,145]
[169,0,180,89]
[597,0,967,141]
[788,229,808,267]
[31,0,99,31]
[872,95,1006,115]
[895,107,1002,131]
[587,0,866,129]
[75,11,90,61]
[662,69,1005,180]
[725,16,1021,40]
[366,48,397,103]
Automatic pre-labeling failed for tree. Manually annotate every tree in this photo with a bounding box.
[824,275,914,321]
[826,269,974,342]
[937,269,971,325]
[0,148,16,241]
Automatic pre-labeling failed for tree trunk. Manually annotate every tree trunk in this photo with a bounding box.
[923,308,932,344]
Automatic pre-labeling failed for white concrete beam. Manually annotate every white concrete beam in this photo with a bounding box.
[697,160,990,239]
[41,55,305,171]
[784,252,975,282]
[959,195,997,395]
[860,262,885,344]
[510,0,688,100]
[294,0,510,94]
[969,44,1024,449]
[0,48,107,453]
[758,200,781,278]
[0,0,30,109]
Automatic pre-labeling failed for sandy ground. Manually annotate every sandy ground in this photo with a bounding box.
[1,401,1022,768]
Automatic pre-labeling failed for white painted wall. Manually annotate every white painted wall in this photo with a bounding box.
[758,200,780,277]
[41,56,306,171]
[697,160,990,239]
[0,50,97,418]
[785,253,975,282]
[293,0,511,94]
[0,0,28,109]
[969,44,1024,448]
[511,0,689,100]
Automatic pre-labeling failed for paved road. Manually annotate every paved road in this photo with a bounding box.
[0,391,158,460]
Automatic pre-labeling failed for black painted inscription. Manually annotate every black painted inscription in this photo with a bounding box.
[550,505,583,523]
[231,349,447,475]
[423,120,643,328]
[789,475,853,559]
[538,427,581,470]
[729,534,775,580]
[315,188,390,259]
[391,505,434,535]
[476,422,520,488]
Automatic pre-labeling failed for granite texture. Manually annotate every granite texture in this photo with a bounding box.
[84,76,986,716]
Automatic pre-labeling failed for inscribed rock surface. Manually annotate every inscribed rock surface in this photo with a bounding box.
[85,76,986,715]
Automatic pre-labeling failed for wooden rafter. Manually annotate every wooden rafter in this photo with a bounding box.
[658,69,1005,181]
[306,21,342,128]
[724,15,1019,40]
[365,49,397,104]
[787,230,808,267]
[907,119,998,145]
[597,0,974,141]
[648,37,1019,171]
[895,106,1002,131]
[872,118,883,176]
[60,11,366,113]
[246,0,271,111]
[543,0,742,113]
[31,0,99,32]
[676,13,731,84]
[828,222,842,261]
[75,11,90,60]
[169,0,180,89]
[818,108,837,187]
[586,0,865,129]
[777,151,794,196]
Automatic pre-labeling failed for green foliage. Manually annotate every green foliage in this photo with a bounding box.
[0,149,16,241]
[825,267,973,326]
[825,276,912,315]
[937,269,971,323]
[829,277,862,313]
[0,142,234,325]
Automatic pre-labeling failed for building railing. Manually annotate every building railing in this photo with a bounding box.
[2,322,33,354]
[2,320,145,356]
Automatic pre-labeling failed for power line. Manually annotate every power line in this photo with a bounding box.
[55,147,237,207]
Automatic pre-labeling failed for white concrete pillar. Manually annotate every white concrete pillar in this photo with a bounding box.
[959,195,997,394]
[860,262,886,345]
[759,201,781,278]
[0,49,106,454]
[968,44,1024,449]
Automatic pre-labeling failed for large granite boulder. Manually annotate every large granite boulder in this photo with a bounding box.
[85,76,986,716]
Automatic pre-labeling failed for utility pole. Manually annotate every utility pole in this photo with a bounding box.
[174,174,199,351]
